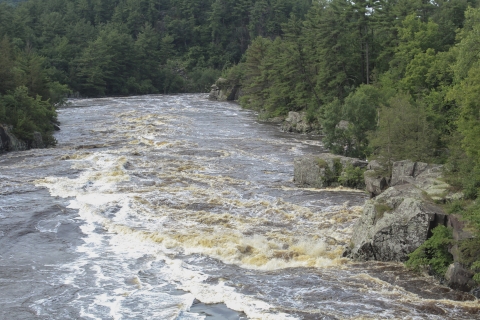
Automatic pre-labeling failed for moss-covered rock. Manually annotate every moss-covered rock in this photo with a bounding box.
[293,154,367,188]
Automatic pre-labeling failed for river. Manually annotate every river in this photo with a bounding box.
[0,94,478,319]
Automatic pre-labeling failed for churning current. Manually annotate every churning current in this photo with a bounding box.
[0,94,478,320]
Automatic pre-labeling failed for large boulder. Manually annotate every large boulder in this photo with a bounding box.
[349,159,478,294]
[364,160,455,202]
[208,78,241,101]
[391,160,450,202]
[294,154,367,188]
[281,111,319,134]
[445,262,477,293]
[349,184,447,262]
[363,160,390,198]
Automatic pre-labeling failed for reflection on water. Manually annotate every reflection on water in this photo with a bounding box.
[0,94,478,319]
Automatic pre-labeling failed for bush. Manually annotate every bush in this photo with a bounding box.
[406,225,453,276]
[0,86,57,146]
[338,164,366,188]
[188,68,222,93]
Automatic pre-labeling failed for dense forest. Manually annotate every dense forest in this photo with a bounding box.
[0,0,479,284]
[0,0,311,146]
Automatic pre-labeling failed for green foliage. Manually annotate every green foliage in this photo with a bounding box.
[406,225,454,276]
[338,164,366,189]
[322,85,384,158]
[316,158,328,169]
[472,260,480,283]
[369,93,437,167]
[319,158,343,186]
[187,67,221,93]
[0,86,57,146]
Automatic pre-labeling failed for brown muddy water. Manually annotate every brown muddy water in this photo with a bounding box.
[0,94,478,319]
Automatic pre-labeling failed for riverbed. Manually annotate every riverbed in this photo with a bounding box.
[0,94,478,319]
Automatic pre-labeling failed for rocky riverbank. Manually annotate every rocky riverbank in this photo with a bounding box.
[208,78,321,134]
[0,124,47,153]
[294,154,480,297]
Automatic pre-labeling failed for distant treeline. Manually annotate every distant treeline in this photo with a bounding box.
[0,0,311,96]
[0,0,310,146]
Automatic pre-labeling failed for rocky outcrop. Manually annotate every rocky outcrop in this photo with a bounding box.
[281,111,320,134]
[349,160,455,262]
[444,215,478,294]
[347,159,479,295]
[0,124,27,152]
[445,262,477,293]
[364,160,389,197]
[208,78,241,101]
[364,160,456,202]
[294,153,367,188]
[348,184,447,262]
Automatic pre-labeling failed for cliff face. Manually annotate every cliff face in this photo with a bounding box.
[348,160,478,297]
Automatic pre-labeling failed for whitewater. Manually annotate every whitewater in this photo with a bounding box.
[0,94,478,319]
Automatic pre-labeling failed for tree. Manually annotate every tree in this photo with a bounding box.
[369,93,436,167]
[321,84,384,158]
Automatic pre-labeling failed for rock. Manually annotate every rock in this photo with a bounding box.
[364,170,388,197]
[445,262,477,292]
[294,154,367,188]
[447,214,476,262]
[263,116,285,123]
[208,78,241,101]
[382,160,452,202]
[281,111,321,134]
[349,184,447,262]
[363,160,389,197]
[0,124,27,152]
[367,159,385,171]
[391,160,443,187]
[281,111,311,133]
[31,131,44,149]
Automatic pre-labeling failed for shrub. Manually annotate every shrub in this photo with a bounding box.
[406,225,453,276]
[338,164,366,188]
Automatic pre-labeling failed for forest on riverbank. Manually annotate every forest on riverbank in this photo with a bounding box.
[0,0,310,146]
[230,0,480,283]
[0,0,479,285]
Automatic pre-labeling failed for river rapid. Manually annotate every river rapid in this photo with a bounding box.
[0,94,478,320]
